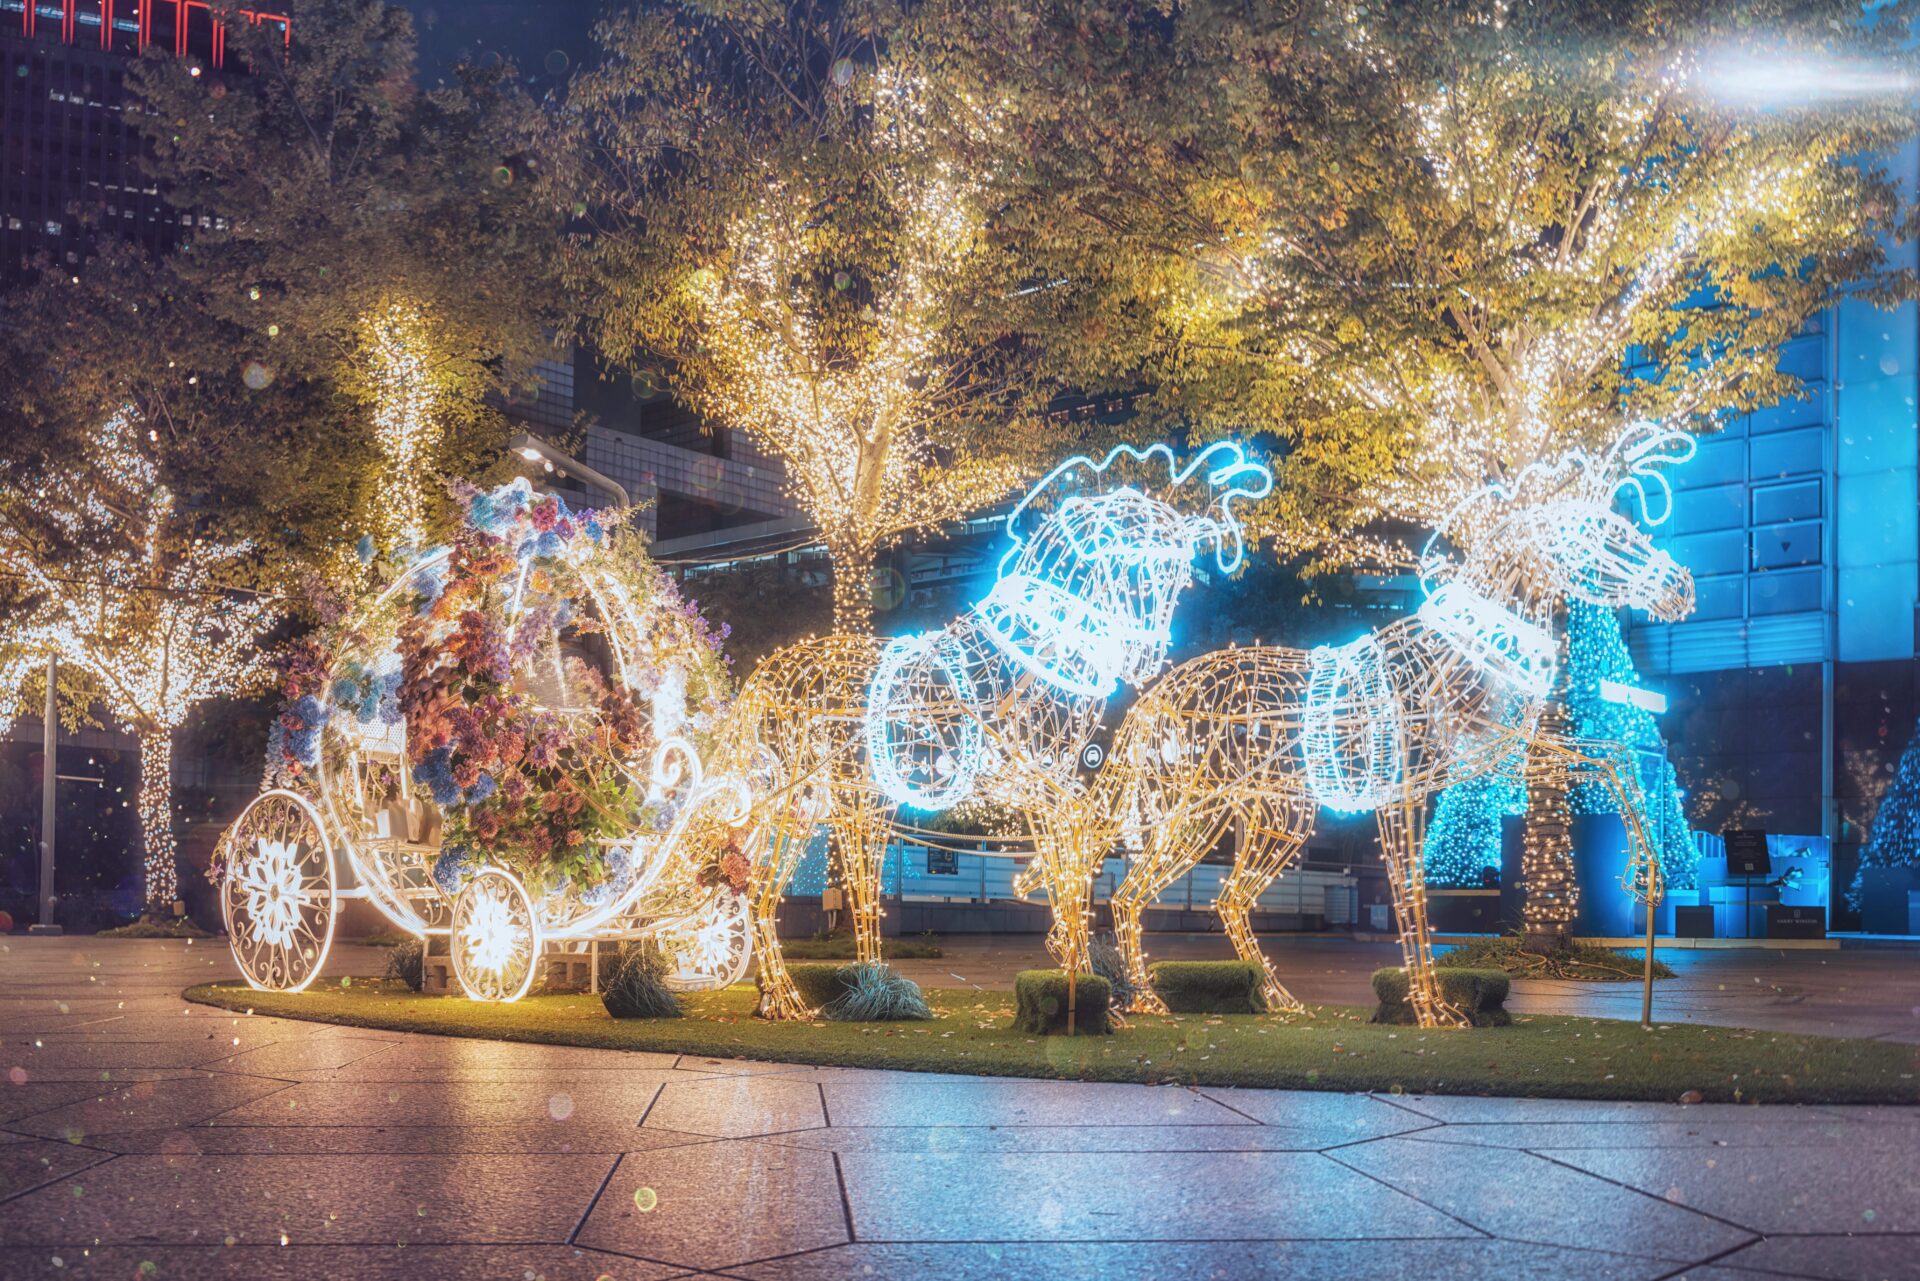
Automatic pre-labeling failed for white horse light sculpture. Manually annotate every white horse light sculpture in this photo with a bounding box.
[733,442,1272,1016]
[1105,423,1697,1026]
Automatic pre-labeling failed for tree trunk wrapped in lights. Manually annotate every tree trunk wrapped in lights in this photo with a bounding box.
[1520,703,1579,952]
[136,726,180,910]
[360,301,442,553]
[0,415,280,913]
[569,9,1063,637]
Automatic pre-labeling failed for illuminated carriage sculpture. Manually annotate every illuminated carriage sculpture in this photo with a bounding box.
[214,479,754,1002]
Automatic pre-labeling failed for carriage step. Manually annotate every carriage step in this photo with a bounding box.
[422,957,454,996]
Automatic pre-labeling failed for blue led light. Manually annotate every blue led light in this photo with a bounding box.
[1300,635,1403,813]
[866,630,985,811]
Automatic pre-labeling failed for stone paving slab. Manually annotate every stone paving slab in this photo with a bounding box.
[1543,1144,1920,1235]
[1331,1137,1758,1262]
[203,1076,672,1129]
[837,1148,1478,1243]
[1,936,1916,1281]
[725,1240,1682,1281]
[0,1152,619,1247]
[0,1243,686,1280]
[574,1139,849,1271]
[1712,1233,1920,1280]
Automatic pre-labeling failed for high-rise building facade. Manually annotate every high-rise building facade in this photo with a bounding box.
[1,0,288,279]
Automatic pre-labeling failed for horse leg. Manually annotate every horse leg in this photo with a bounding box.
[1375,799,1467,1029]
[1035,816,1100,980]
[1217,800,1313,1013]
[753,808,816,1020]
[833,787,889,966]
[1112,808,1228,1013]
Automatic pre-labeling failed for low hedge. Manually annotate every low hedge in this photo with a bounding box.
[1149,960,1267,1014]
[1371,966,1511,1027]
[1012,970,1112,1035]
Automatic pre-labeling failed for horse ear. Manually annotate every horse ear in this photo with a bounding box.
[1184,440,1274,573]
[1601,421,1696,528]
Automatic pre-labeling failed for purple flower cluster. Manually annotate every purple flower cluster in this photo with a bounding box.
[331,661,402,727]
[280,694,329,766]
[432,845,475,896]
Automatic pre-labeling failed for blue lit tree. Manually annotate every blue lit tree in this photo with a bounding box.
[1426,603,1696,888]
[1851,727,1920,909]
[1425,755,1524,887]
[1564,600,1697,889]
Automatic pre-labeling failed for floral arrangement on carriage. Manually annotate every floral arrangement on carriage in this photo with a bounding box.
[212,477,755,1001]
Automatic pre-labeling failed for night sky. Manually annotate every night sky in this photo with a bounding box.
[399,0,601,95]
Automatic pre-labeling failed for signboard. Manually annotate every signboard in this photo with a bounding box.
[926,848,958,875]
[1723,829,1771,877]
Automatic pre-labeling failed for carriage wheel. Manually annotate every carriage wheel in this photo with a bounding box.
[219,790,337,993]
[658,889,754,991]
[450,867,541,1002]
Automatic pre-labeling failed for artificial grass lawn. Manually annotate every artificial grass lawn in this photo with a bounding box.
[185,979,1920,1105]
[1439,936,1677,982]
[779,934,944,960]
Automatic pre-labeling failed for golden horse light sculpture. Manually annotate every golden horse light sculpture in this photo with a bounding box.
[1105,423,1695,1026]
[733,443,1273,1018]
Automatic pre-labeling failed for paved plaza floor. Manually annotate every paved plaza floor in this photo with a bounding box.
[0,936,1916,1280]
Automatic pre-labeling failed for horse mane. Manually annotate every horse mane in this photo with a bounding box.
[1003,440,1274,574]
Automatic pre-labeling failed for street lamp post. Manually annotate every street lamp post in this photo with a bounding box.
[507,432,631,510]
[29,654,62,936]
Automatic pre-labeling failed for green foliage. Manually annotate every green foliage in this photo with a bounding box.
[1012,969,1112,1035]
[1148,961,1267,1014]
[1371,967,1512,1028]
[97,916,213,940]
[924,0,1920,563]
[108,0,563,569]
[821,962,932,1021]
[1440,937,1675,982]
[602,941,682,1020]
[384,938,426,992]
[781,932,943,960]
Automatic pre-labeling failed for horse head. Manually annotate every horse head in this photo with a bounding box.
[1425,422,1697,625]
[866,441,1272,812]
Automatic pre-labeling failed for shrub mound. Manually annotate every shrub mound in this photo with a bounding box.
[98,916,213,939]
[759,960,930,1020]
[1012,969,1112,1035]
[821,962,931,1021]
[603,942,681,1019]
[1371,966,1511,1027]
[385,938,426,992]
[1439,936,1675,982]
[763,961,855,1013]
[1149,960,1267,1014]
